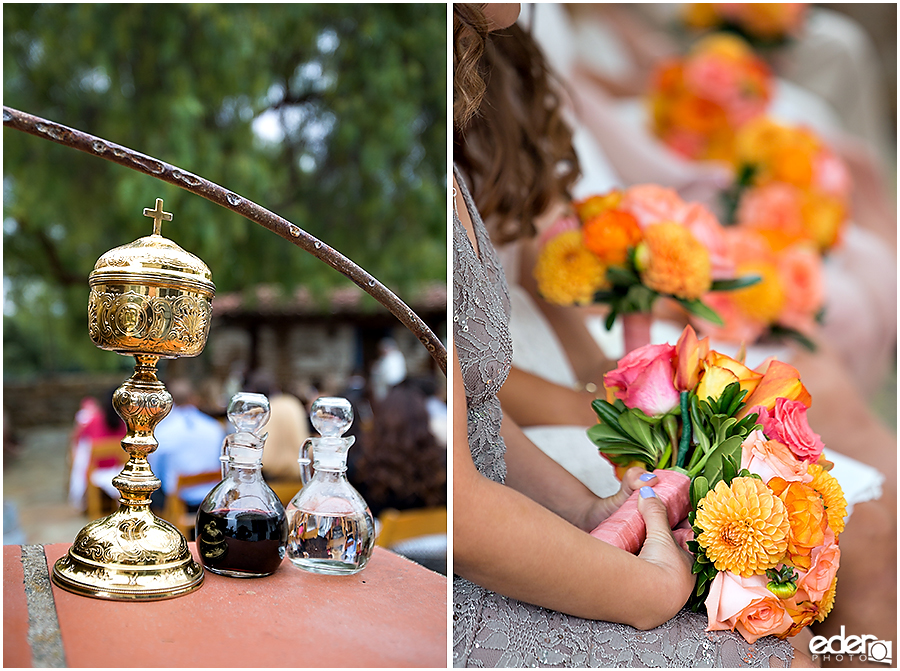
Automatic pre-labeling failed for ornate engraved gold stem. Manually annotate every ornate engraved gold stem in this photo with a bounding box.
[110,355,170,506]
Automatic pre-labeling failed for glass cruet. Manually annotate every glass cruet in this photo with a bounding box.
[196,392,288,578]
[286,396,375,575]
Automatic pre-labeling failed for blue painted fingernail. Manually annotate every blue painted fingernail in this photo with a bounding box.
[640,486,657,499]
[639,473,656,482]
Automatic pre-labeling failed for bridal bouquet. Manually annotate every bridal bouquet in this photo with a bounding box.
[533,185,752,333]
[588,325,845,643]
[724,116,852,253]
[683,3,808,48]
[695,226,824,350]
[648,33,772,161]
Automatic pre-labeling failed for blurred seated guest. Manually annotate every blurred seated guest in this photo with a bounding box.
[67,388,126,510]
[410,375,448,448]
[352,380,446,518]
[339,370,375,433]
[244,370,310,482]
[370,337,407,401]
[148,378,225,512]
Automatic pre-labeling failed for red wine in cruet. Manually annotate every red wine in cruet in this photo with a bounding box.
[196,507,287,577]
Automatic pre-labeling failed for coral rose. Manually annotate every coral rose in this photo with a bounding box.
[604,343,680,416]
[741,430,811,485]
[705,571,793,643]
[797,534,840,602]
[618,185,686,229]
[752,397,824,462]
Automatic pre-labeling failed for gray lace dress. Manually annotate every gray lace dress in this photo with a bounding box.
[451,167,794,668]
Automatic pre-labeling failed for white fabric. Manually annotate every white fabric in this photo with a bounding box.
[523,425,620,498]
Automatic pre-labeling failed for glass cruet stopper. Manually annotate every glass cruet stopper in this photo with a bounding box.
[196,392,287,578]
[285,396,375,575]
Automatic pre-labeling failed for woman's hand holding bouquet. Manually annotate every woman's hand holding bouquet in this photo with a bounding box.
[587,324,845,642]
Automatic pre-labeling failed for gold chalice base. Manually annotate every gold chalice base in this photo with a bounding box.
[51,504,203,601]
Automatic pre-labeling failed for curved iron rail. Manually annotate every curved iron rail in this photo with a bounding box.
[3,106,447,374]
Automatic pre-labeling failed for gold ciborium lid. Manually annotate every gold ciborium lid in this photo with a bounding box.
[88,198,215,358]
[53,198,211,601]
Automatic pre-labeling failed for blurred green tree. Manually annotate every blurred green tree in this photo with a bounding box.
[3,3,447,377]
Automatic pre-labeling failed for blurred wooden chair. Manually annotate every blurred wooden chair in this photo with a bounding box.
[162,470,221,539]
[376,506,447,548]
[85,437,127,519]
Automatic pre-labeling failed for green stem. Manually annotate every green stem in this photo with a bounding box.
[676,391,691,469]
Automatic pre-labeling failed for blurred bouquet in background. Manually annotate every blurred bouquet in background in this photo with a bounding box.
[683,3,809,48]
[695,226,824,350]
[533,185,756,348]
[648,33,773,162]
[724,117,853,253]
[588,325,845,643]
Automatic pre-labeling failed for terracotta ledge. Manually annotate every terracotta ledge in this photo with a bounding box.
[4,543,447,668]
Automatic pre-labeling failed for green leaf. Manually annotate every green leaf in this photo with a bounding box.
[690,476,710,510]
[710,275,761,292]
[675,298,724,326]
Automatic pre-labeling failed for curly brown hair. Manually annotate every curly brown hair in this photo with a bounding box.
[356,380,446,514]
[453,4,491,131]
[454,18,581,244]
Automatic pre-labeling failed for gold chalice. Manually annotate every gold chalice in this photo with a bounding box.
[51,199,215,600]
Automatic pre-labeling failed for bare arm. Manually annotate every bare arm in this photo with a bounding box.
[453,344,695,629]
[498,366,599,428]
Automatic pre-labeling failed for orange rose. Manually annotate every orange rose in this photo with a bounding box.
[768,478,828,570]
[696,350,763,402]
[582,210,642,265]
[739,359,811,416]
[781,591,821,638]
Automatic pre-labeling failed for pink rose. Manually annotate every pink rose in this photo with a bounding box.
[740,429,811,484]
[604,343,680,416]
[736,183,805,238]
[752,398,824,462]
[680,202,734,279]
[619,185,687,229]
[813,150,852,200]
[777,245,824,337]
[706,571,793,644]
[797,532,840,602]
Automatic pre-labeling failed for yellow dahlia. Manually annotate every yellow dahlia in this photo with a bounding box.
[731,260,785,324]
[816,576,837,623]
[695,477,790,577]
[533,231,607,306]
[635,222,712,300]
[807,464,847,537]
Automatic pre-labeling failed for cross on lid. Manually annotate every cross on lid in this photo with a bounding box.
[143,198,173,235]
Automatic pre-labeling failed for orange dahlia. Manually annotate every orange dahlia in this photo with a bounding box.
[695,477,790,577]
[807,464,847,537]
[635,222,712,300]
[533,231,607,306]
[582,210,642,265]
[816,576,837,623]
[767,478,828,571]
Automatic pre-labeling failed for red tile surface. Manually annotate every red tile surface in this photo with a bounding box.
[3,545,32,667]
[14,543,447,668]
